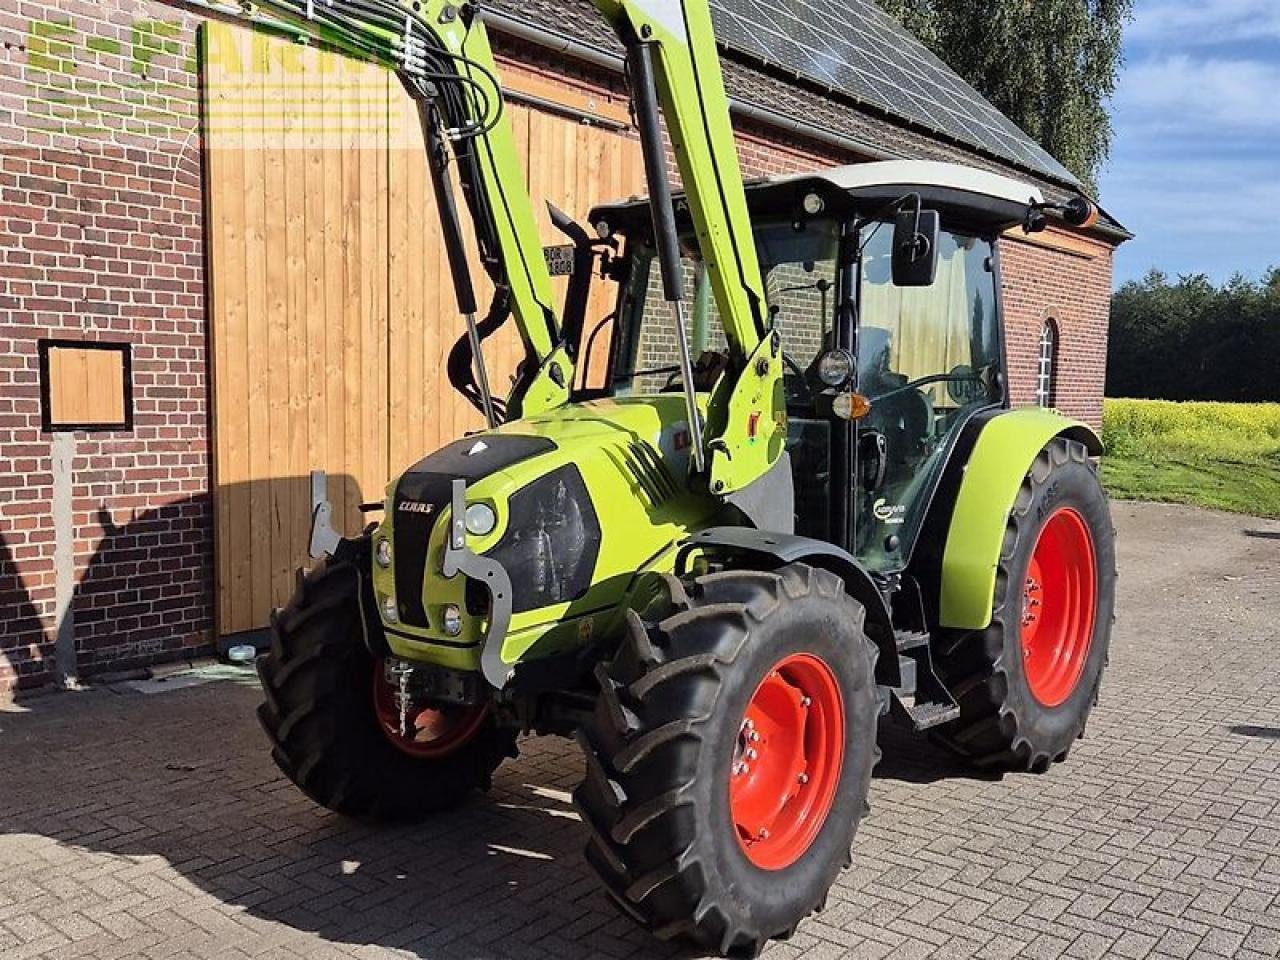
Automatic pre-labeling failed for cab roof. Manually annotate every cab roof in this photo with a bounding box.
[590,160,1044,235]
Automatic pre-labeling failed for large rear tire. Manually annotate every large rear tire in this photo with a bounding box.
[575,564,879,957]
[256,545,516,821]
[932,438,1115,771]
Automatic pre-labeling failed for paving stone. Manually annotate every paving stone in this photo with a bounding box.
[2,505,1278,960]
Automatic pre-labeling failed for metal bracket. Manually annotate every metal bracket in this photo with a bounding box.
[441,478,515,689]
[308,470,342,560]
[725,450,795,534]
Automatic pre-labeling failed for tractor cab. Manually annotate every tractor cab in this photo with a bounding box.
[584,160,1044,575]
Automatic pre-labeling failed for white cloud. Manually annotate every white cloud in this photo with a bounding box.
[1103,2,1280,282]
[1129,0,1280,46]
[1116,55,1280,134]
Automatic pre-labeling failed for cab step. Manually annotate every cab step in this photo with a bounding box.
[887,630,961,731]
[894,630,930,652]
[892,686,962,729]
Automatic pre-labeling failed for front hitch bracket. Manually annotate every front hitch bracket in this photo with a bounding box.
[442,478,515,689]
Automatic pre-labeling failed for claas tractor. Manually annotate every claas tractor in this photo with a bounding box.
[213,0,1116,951]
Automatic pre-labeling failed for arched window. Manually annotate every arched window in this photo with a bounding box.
[1035,320,1058,408]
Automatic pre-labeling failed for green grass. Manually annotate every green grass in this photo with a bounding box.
[1101,399,1280,518]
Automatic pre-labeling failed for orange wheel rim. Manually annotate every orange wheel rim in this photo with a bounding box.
[371,664,487,759]
[729,653,845,870]
[1020,507,1097,707]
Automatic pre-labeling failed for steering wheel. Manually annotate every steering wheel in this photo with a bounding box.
[867,369,982,404]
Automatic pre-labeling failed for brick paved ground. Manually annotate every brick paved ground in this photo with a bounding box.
[2,501,1278,960]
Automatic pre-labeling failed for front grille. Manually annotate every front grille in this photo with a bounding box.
[391,473,452,628]
[390,433,557,629]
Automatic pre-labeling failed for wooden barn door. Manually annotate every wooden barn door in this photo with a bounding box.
[201,23,642,637]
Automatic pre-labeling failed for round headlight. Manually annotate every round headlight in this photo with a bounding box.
[594,219,611,240]
[817,348,855,387]
[464,502,497,537]
[380,594,398,623]
[375,536,392,568]
[802,192,824,215]
[441,603,463,637]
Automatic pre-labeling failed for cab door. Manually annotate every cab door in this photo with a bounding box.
[852,225,1004,572]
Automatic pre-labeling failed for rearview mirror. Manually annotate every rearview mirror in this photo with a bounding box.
[892,208,940,287]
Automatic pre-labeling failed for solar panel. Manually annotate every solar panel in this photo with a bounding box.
[485,0,1079,188]
[708,0,1079,185]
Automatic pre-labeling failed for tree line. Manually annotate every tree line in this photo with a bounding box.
[1107,269,1280,402]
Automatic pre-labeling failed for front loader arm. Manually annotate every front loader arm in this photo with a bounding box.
[190,0,570,414]
[592,0,785,494]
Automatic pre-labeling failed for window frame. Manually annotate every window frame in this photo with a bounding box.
[1035,318,1059,408]
[37,338,134,433]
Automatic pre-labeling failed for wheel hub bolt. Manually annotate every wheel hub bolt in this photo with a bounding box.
[758,828,769,839]
[749,730,760,742]
[798,773,809,784]
[800,696,811,707]
[745,748,758,761]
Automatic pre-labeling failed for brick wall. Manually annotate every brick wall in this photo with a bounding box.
[0,0,209,692]
[0,6,1117,694]
[1000,234,1116,427]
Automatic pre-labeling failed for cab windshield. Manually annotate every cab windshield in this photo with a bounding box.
[608,219,840,396]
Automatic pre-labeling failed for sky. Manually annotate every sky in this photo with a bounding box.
[1099,0,1280,286]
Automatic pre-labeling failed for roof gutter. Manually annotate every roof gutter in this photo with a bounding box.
[482,11,894,162]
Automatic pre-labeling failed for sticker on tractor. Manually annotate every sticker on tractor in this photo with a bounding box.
[543,244,577,277]
[872,498,905,524]
[657,422,693,478]
[397,500,436,515]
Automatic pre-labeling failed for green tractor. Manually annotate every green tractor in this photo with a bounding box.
[260,160,1114,954]
[220,0,1115,951]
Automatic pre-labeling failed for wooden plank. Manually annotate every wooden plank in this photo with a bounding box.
[387,87,410,473]
[83,350,125,423]
[243,30,272,630]
[322,46,348,545]
[367,71,390,510]
[283,43,311,592]
[263,34,292,612]
[415,97,444,455]
[302,40,328,532]
[340,54,365,533]
[219,26,253,635]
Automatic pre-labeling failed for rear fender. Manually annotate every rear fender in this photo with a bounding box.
[939,408,1103,630]
[678,527,900,686]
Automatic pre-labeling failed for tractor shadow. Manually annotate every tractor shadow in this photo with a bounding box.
[0,473,369,697]
[0,681,684,960]
[1,681,994,959]
[873,716,1000,784]
[0,530,49,696]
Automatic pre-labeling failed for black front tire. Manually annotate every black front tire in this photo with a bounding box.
[574,564,879,957]
[932,437,1116,771]
[256,546,516,821]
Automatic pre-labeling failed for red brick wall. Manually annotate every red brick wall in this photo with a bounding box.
[0,8,1116,693]
[1000,234,1115,427]
[0,0,210,692]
